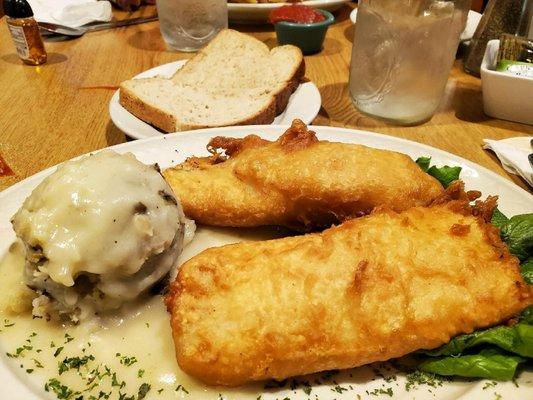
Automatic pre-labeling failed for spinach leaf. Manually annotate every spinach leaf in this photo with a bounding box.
[521,306,533,324]
[500,214,533,261]
[415,156,431,173]
[415,157,462,188]
[419,349,526,381]
[521,258,533,284]
[427,166,462,188]
[422,322,533,358]
[491,208,509,229]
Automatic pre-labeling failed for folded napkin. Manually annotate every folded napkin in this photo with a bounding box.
[28,0,112,28]
[483,137,533,187]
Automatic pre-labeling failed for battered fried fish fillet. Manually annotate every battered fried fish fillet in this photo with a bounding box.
[163,120,444,231]
[166,183,532,386]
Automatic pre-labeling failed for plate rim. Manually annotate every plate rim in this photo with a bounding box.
[2,124,531,202]
[228,0,349,9]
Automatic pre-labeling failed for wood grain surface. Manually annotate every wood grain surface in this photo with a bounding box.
[0,4,531,193]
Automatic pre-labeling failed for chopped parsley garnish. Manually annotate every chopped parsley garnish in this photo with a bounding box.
[405,370,447,392]
[88,390,111,399]
[58,355,95,375]
[175,384,189,394]
[54,346,64,357]
[137,383,151,400]
[115,353,138,366]
[3,319,15,328]
[331,385,348,393]
[45,378,78,399]
[483,381,498,390]
[64,333,74,343]
[367,387,394,397]
[33,358,44,368]
[137,369,145,378]
[111,372,126,389]
[6,344,33,358]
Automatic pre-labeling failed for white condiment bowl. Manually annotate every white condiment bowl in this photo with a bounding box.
[480,39,533,126]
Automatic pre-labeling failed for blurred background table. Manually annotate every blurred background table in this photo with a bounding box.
[0,3,531,192]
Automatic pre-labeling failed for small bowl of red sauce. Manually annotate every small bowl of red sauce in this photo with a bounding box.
[269,4,334,55]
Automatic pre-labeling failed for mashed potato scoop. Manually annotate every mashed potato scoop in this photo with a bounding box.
[11,151,194,322]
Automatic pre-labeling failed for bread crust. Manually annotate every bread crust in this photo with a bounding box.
[118,30,306,133]
[118,85,177,133]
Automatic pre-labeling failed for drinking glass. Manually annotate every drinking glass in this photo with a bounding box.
[157,0,228,52]
[349,0,471,125]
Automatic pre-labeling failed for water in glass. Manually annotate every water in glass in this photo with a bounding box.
[157,0,228,52]
[349,0,470,125]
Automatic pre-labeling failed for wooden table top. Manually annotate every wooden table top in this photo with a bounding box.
[0,4,531,193]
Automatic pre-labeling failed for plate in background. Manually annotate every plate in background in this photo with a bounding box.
[228,0,349,23]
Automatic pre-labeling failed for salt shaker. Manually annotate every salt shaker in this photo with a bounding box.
[3,0,47,66]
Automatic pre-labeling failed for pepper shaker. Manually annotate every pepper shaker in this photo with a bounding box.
[3,0,47,66]
[464,0,532,76]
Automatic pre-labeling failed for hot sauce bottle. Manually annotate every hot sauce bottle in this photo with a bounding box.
[3,0,47,65]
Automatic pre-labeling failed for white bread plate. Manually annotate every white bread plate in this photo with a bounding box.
[110,60,321,139]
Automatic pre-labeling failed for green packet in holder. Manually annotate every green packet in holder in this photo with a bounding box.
[496,33,533,78]
[496,60,533,78]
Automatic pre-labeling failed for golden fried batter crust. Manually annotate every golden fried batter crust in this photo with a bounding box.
[163,120,444,231]
[166,187,531,386]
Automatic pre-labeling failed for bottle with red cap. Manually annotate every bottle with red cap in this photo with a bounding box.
[3,0,47,65]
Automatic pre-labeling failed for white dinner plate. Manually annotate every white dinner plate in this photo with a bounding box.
[349,8,482,42]
[109,61,322,140]
[228,0,350,23]
[1,125,532,399]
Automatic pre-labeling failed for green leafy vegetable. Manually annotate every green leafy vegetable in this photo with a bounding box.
[415,157,431,173]
[521,258,533,284]
[419,349,526,381]
[138,383,151,400]
[58,355,94,375]
[500,214,533,261]
[491,208,509,229]
[427,165,462,188]
[415,157,462,188]
[44,378,78,399]
[422,321,533,358]
[521,306,533,324]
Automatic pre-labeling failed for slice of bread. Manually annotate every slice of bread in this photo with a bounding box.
[119,29,305,132]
